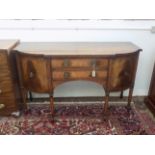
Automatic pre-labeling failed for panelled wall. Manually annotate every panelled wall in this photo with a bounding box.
[0,19,155,97]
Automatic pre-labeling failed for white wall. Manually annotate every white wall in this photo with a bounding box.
[0,19,155,97]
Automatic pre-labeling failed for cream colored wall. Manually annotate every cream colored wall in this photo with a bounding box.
[0,19,155,97]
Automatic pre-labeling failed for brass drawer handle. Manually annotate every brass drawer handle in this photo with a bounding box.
[90,70,97,78]
[29,72,34,79]
[0,89,2,94]
[64,72,70,79]
[0,104,5,109]
[63,59,70,67]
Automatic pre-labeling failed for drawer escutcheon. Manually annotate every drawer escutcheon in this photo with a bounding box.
[64,72,70,79]
[91,59,97,68]
[29,72,35,79]
[63,59,70,67]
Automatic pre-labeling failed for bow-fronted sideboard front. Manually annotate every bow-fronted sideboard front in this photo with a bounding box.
[14,42,142,118]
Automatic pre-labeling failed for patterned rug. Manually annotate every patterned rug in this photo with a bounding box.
[0,102,155,135]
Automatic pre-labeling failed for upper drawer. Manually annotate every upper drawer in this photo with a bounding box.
[51,58,108,69]
[0,52,8,66]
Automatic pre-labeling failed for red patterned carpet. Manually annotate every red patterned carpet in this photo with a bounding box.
[0,102,155,135]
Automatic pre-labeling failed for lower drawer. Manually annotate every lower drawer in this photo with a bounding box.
[0,105,18,116]
[52,70,107,80]
[0,97,16,110]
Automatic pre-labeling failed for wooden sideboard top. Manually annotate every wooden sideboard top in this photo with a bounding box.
[0,40,20,51]
[15,42,142,55]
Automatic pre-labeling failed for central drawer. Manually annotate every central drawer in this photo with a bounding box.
[51,58,108,69]
[52,70,107,80]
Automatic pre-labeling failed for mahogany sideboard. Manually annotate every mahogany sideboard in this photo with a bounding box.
[145,63,155,115]
[14,42,142,118]
[0,40,22,115]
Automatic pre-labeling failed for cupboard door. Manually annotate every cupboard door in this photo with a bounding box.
[109,53,138,92]
[17,52,49,93]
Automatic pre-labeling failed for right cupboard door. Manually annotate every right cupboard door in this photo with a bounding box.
[108,52,139,92]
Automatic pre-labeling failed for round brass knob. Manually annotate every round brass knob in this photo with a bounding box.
[0,104,5,109]
[29,72,34,78]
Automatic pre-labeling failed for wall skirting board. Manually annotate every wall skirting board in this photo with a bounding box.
[27,96,146,103]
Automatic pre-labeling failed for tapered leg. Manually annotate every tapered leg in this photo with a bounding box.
[21,89,28,110]
[49,93,54,123]
[128,87,133,107]
[120,90,123,99]
[29,91,33,102]
[104,91,110,114]
[50,95,54,117]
